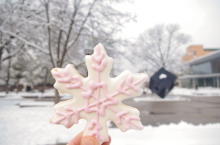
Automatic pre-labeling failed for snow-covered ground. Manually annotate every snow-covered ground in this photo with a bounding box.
[0,89,55,98]
[133,95,190,102]
[142,87,220,98]
[0,87,220,145]
[1,87,219,104]
[111,122,220,145]
[0,99,220,145]
[170,87,220,97]
[0,89,73,101]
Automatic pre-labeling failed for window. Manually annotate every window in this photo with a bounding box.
[206,78,214,87]
[198,78,204,87]
[192,62,212,74]
[194,51,197,59]
[211,59,220,73]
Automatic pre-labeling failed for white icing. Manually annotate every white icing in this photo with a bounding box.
[50,43,148,144]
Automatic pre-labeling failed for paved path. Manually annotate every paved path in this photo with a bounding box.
[111,95,220,127]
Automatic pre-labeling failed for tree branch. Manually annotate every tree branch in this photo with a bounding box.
[166,24,179,59]
[60,0,97,67]
[0,28,49,54]
[2,44,24,61]
[67,0,98,50]
[59,0,82,67]
[57,30,62,66]
[45,0,56,68]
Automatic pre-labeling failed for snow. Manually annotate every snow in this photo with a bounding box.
[133,95,190,102]
[19,102,54,107]
[0,106,85,145]
[0,28,49,54]
[0,88,220,145]
[170,87,220,97]
[0,100,220,145]
[111,122,220,145]
[0,89,73,100]
[0,91,54,98]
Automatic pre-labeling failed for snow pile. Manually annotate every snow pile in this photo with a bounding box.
[0,90,55,98]
[19,101,54,107]
[133,95,190,102]
[0,93,23,99]
[153,121,220,129]
[170,87,220,97]
[0,89,73,100]
[111,121,220,145]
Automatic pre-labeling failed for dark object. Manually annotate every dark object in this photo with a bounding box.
[149,68,177,98]
[26,86,31,92]
[84,49,93,55]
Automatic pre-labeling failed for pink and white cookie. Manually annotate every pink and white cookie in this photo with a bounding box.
[50,43,148,144]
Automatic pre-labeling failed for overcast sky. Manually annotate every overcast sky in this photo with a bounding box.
[122,0,220,48]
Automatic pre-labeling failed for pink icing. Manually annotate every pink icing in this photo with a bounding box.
[89,119,102,130]
[91,45,106,63]
[92,59,107,72]
[117,80,131,96]
[116,110,128,125]
[108,106,144,130]
[125,116,141,130]
[90,130,105,141]
[52,106,79,127]
[81,81,118,117]
[53,111,71,127]
[127,75,139,92]
[51,45,147,141]
[52,70,82,89]
[64,106,79,124]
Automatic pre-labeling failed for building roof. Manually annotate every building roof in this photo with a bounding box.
[179,73,220,79]
[185,49,220,65]
[204,48,220,51]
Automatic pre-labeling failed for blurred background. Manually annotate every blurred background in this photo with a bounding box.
[0,0,220,145]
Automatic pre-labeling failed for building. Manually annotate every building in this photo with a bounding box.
[180,45,220,88]
[182,45,217,62]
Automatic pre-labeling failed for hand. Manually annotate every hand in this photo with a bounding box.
[67,131,111,145]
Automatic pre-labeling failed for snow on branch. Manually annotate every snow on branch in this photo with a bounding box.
[2,45,22,61]
[0,28,49,54]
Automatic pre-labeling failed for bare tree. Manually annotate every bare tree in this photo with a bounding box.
[0,36,23,93]
[0,0,135,103]
[137,24,191,74]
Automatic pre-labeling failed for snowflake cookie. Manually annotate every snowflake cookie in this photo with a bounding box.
[50,43,148,144]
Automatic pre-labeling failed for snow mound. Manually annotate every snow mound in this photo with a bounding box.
[133,96,190,102]
[170,87,220,97]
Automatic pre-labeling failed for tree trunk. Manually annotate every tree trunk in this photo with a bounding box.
[162,62,165,68]
[16,78,20,94]
[54,89,59,104]
[0,50,2,70]
[42,69,48,93]
[5,80,9,94]
[5,57,11,94]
